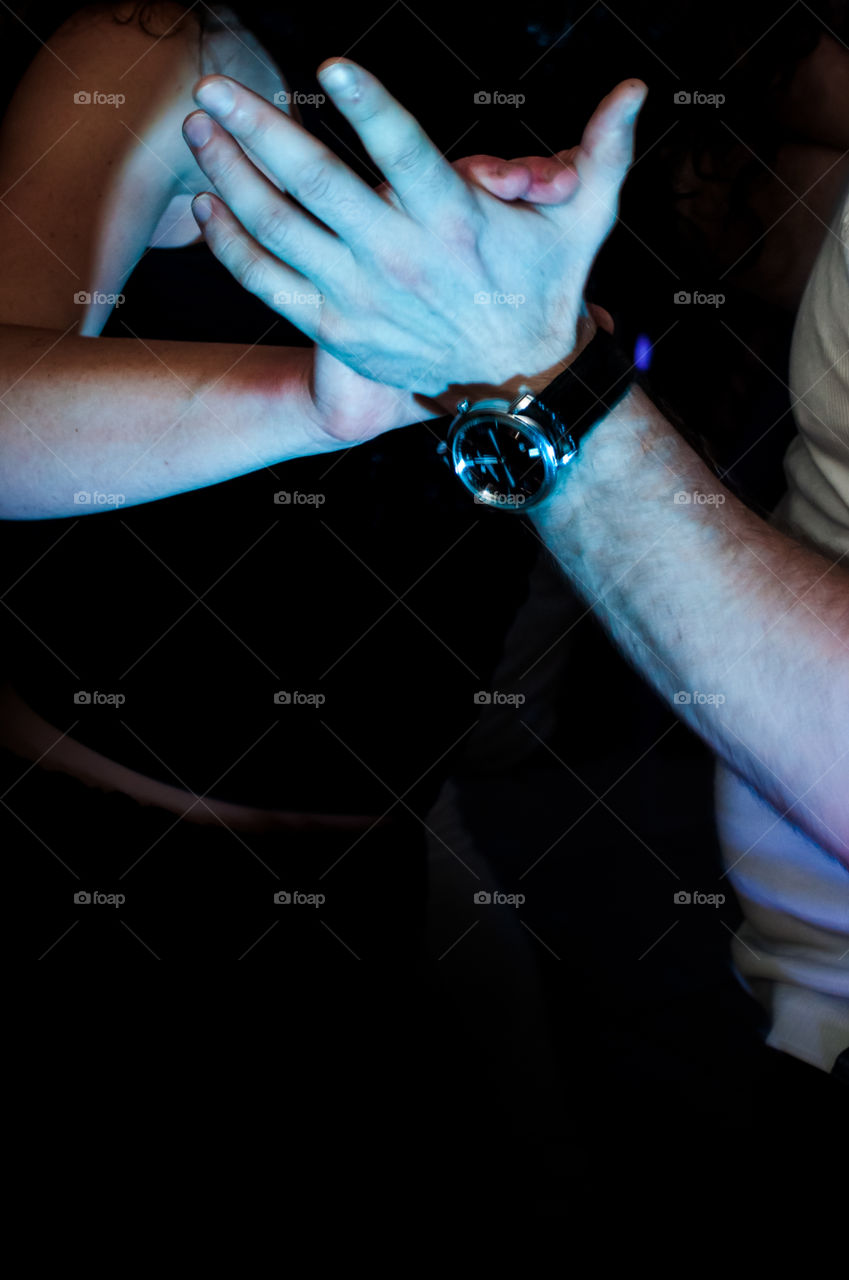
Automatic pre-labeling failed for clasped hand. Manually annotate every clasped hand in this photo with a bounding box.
[182,58,646,440]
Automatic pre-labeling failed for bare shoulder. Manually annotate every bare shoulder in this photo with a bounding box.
[11,2,203,103]
[1,2,204,177]
[0,3,207,328]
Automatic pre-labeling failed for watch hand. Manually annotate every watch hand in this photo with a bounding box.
[485,426,516,488]
[471,454,501,480]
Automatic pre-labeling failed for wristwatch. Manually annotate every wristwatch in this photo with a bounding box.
[437,325,636,511]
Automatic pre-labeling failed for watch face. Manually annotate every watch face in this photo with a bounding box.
[449,412,555,510]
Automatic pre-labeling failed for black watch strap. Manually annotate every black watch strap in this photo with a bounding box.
[526,324,637,446]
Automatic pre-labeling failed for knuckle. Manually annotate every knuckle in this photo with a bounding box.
[213,149,246,192]
[434,205,483,254]
[235,252,270,298]
[295,160,336,205]
[252,202,293,254]
[232,103,275,148]
[387,132,425,175]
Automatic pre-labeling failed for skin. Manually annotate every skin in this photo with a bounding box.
[191,60,849,869]
[0,6,641,520]
[0,4,636,823]
[182,59,643,407]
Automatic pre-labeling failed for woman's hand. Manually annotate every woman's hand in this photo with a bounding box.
[182,60,646,426]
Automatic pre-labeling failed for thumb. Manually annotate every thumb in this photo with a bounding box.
[569,79,648,224]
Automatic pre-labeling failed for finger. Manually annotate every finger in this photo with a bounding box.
[191,192,326,339]
[456,153,580,205]
[316,58,471,219]
[183,111,346,285]
[569,79,647,226]
[587,302,615,334]
[493,154,581,205]
[453,155,533,200]
[192,74,389,239]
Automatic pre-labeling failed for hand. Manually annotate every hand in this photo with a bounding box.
[182,61,646,425]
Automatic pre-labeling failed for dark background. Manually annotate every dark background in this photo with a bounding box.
[3,0,847,1203]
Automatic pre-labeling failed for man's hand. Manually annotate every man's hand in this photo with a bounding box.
[182,60,645,433]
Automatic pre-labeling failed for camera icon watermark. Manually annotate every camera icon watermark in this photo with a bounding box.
[474,690,526,706]
[74,290,125,307]
[273,490,326,505]
[73,90,126,108]
[474,491,526,507]
[473,90,525,107]
[273,90,326,107]
[474,290,525,307]
[673,490,725,506]
[273,889,326,906]
[273,690,326,706]
[673,90,725,107]
[74,889,126,906]
[673,690,726,706]
[272,290,325,308]
[673,290,725,307]
[73,690,126,706]
[473,889,526,905]
[674,889,725,907]
[73,490,126,507]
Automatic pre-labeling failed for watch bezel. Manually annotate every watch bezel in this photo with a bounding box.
[446,405,573,511]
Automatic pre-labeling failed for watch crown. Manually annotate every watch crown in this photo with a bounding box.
[456,399,470,414]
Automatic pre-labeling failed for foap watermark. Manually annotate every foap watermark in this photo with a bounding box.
[673,90,725,108]
[74,290,125,307]
[674,490,725,506]
[74,90,125,108]
[273,491,326,505]
[274,690,326,706]
[673,890,725,907]
[74,690,126,706]
[273,90,327,107]
[73,490,126,507]
[474,690,526,706]
[474,290,526,307]
[474,890,526,906]
[273,890,326,907]
[674,690,726,706]
[475,491,526,508]
[474,90,525,107]
[74,890,126,907]
[273,290,325,308]
[673,291,725,308]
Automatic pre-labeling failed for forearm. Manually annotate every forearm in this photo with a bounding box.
[0,327,338,519]
[533,383,849,864]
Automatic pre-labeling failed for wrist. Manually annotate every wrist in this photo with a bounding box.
[531,382,701,535]
[435,311,596,416]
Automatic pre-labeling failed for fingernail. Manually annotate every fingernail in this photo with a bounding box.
[183,112,214,148]
[195,78,235,116]
[192,194,213,225]
[317,61,357,94]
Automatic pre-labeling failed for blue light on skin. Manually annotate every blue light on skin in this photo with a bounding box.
[634,333,653,371]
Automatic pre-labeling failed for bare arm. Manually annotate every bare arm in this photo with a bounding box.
[0,325,330,518]
[0,5,425,520]
[532,376,849,869]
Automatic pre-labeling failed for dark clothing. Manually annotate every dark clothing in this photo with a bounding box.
[1,238,537,818]
[2,233,537,963]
